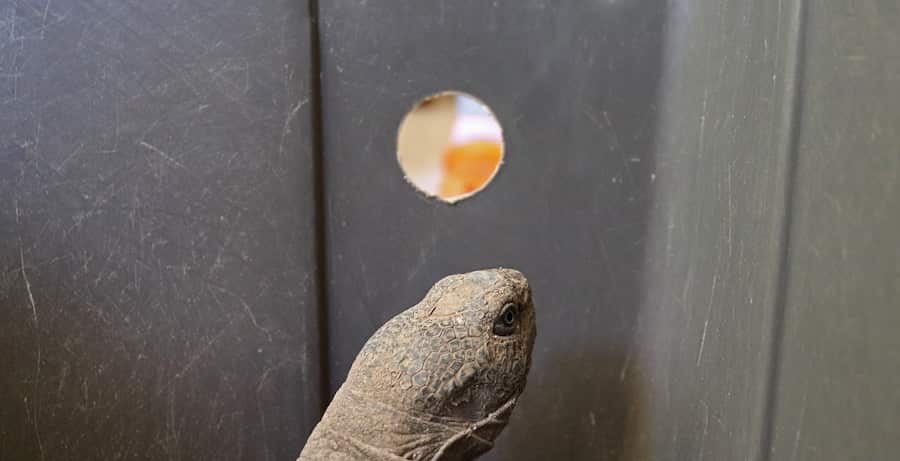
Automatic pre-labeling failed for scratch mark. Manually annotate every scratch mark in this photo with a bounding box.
[206,227,235,280]
[9,1,16,41]
[170,319,235,384]
[255,358,302,394]
[278,97,309,155]
[727,162,734,260]
[34,343,44,461]
[55,142,84,173]
[23,396,45,461]
[698,88,709,156]
[696,274,718,366]
[237,297,272,343]
[112,98,120,152]
[52,356,67,390]
[698,400,709,461]
[39,0,50,39]
[139,141,188,170]
[790,390,808,460]
[208,284,273,343]
[34,117,42,148]
[20,247,38,323]
[23,300,45,461]
[619,346,632,382]
[254,358,298,461]
[165,387,180,457]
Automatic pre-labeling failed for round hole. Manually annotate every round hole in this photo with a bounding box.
[397,91,504,203]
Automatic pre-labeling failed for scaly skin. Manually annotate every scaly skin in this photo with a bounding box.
[298,268,537,461]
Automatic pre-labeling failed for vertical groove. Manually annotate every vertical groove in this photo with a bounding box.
[307,0,330,416]
[760,0,808,459]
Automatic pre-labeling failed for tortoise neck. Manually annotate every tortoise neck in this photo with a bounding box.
[316,386,497,460]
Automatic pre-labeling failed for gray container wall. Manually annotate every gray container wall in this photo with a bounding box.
[1,0,897,460]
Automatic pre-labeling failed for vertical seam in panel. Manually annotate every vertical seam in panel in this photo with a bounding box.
[760,0,808,459]
[307,0,330,416]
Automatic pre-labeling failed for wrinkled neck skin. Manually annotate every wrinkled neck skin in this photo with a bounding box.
[298,386,518,461]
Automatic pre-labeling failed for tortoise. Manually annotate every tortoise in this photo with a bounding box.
[298,268,537,460]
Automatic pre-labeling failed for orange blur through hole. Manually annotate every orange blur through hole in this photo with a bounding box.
[438,140,503,199]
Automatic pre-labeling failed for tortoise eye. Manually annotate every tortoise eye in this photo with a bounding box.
[503,309,515,325]
[493,303,519,336]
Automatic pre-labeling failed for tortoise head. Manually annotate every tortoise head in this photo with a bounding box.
[409,268,536,420]
[343,268,536,459]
